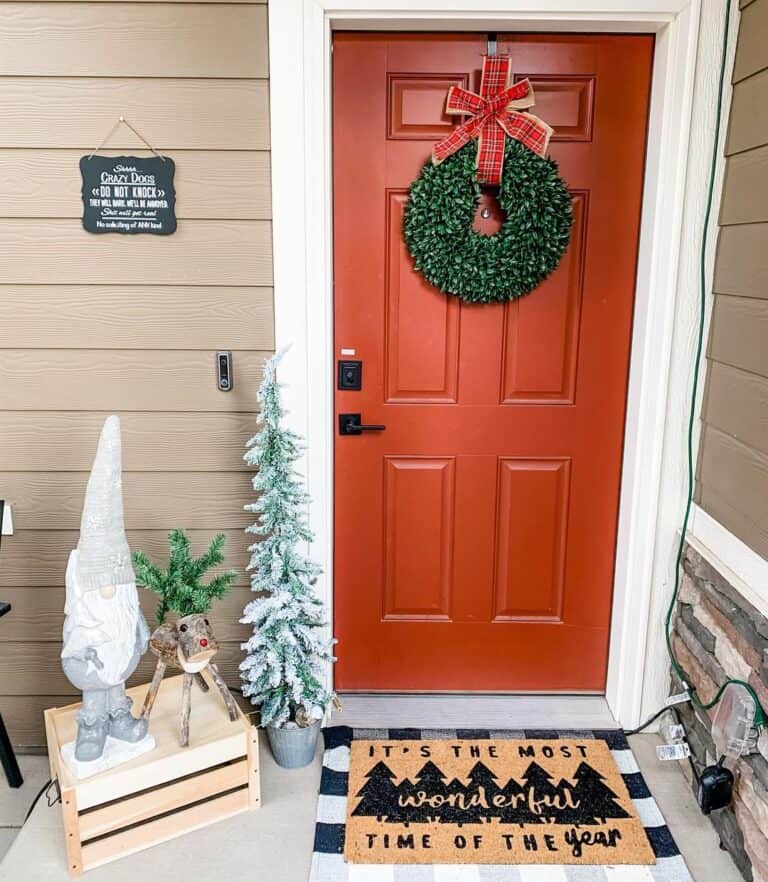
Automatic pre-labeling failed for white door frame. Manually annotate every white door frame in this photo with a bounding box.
[267,0,736,728]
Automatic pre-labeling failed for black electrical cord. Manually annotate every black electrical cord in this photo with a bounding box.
[624,705,702,785]
[623,705,673,738]
[23,777,57,826]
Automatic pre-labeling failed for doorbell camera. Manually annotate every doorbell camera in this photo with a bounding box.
[217,351,233,392]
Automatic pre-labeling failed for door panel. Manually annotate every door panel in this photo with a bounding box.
[501,192,587,404]
[385,192,461,403]
[333,33,653,691]
[492,458,571,622]
[523,76,596,141]
[383,457,456,620]
[387,74,470,140]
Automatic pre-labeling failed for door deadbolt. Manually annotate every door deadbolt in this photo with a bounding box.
[338,360,362,390]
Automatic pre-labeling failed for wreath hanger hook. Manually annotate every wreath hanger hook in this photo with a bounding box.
[478,33,504,202]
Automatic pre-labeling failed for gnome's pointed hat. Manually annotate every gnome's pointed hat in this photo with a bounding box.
[76,415,135,591]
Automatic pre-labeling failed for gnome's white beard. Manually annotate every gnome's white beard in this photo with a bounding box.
[63,551,140,686]
[80,585,139,684]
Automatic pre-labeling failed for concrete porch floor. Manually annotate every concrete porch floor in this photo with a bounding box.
[0,734,743,882]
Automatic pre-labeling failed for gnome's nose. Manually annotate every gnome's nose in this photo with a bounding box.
[200,638,209,648]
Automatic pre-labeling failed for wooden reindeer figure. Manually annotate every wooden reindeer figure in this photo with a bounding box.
[141,613,239,746]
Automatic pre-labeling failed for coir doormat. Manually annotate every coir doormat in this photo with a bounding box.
[311,727,693,881]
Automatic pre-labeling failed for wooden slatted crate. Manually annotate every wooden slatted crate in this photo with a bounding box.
[44,672,260,876]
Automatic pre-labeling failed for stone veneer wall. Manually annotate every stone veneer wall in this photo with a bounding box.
[671,543,768,882]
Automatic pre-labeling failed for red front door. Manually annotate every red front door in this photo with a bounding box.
[333,33,653,691]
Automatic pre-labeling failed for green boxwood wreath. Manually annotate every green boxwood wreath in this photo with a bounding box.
[403,139,573,304]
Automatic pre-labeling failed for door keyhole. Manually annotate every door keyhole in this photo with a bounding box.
[473,187,505,235]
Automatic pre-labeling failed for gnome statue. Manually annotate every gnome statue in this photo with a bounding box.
[62,416,151,765]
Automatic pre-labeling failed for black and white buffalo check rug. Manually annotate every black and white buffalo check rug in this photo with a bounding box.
[310,727,693,882]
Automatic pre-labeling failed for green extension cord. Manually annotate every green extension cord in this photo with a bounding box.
[663,0,767,730]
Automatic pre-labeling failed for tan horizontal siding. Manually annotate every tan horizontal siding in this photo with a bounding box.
[0,286,274,349]
[727,68,768,155]
[713,224,768,298]
[0,0,272,747]
[0,350,265,410]
[0,4,268,78]
[698,426,768,557]
[732,0,768,83]
[705,362,768,458]
[698,2,768,560]
[719,145,768,224]
[0,530,253,587]
[0,219,272,285]
[0,78,269,149]
[0,641,245,695]
[1,683,256,749]
[0,697,69,748]
[0,150,271,219]
[0,412,261,471]
[1,472,254,530]
[0,586,252,642]
[708,294,768,376]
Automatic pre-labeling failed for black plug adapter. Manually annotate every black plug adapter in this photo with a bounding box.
[697,760,734,814]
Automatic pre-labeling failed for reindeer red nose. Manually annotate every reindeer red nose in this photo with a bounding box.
[200,638,209,647]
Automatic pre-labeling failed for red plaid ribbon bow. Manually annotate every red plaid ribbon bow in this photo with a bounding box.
[432,55,553,185]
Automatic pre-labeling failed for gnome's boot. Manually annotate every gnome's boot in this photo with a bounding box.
[75,691,109,761]
[108,688,148,743]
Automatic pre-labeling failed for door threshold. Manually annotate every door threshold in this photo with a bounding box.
[338,689,603,696]
[332,693,616,730]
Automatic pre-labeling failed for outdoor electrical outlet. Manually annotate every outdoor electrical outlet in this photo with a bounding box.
[660,721,686,743]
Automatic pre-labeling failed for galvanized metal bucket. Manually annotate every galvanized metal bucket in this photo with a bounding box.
[266,719,321,769]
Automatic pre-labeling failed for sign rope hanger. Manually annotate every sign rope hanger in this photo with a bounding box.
[87,115,166,161]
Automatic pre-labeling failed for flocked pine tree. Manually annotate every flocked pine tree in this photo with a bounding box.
[240,350,336,727]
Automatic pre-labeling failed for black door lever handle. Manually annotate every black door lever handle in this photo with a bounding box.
[339,413,386,436]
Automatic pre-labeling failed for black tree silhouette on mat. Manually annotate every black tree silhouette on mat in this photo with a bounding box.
[549,777,585,825]
[466,762,501,825]
[441,776,477,826]
[520,761,563,823]
[440,762,498,827]
[412,761,449,823]
[497,773,541,826]
[351,756,632,829]
[351,761,398,821]
[570,762,631,824]
[390,776,417,825]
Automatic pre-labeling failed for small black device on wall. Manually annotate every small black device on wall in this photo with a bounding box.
[697,760,734,814]
[217,351,233,392]
[80,154,176,235]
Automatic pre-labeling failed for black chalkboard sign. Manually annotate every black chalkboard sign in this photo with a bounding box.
[80,155,176,234]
